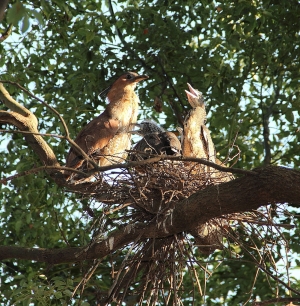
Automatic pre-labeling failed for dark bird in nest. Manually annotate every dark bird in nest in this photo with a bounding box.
[129,120,182,161]
[65,71,149,180]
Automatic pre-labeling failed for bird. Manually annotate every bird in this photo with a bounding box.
[129,120,182,161]
[65,71,149,180]
[183,83,233,182]
[182,83,216,164]
[183,83,233,255]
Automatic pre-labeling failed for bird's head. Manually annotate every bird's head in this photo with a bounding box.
[130,120,164,136]
[100,72,149,100]
[185,83,205,108]
[119,72,149,86]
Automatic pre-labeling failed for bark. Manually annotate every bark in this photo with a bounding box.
[0,83,60,169]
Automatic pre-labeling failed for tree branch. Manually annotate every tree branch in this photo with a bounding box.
[0,82,103,173]
[0,166,299,263]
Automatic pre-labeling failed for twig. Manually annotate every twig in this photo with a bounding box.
[54,212,70,246]
[156,56,186,125]
[231,217,295,229]
[226,230,300,296]
[71,259,102,300]
[0,153,257,184]
[107,0,155,74]
[0,129,67,139]
[0,165,89,184]
[0,24,13,42]
[261,74,281,166]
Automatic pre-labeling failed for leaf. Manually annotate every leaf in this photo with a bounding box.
[31,10,45,26]
[115,19,124,28]
[6,1,26,25]
[86,31,95,43]
[21,14,30,33]
[54,291,63,299]
[63,289,72,297]
[15,219,23,234]
[285,110,294,124]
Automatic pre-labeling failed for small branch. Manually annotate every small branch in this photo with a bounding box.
[0,80,69,136]
[0,0,9,21]
[261,75,281,166]
[0,23,13,42]
[0,81,99,170]
[0,151,257,185]
[229,217,295,229]
[0,165,89,185]
[107,0,156,74]
[156,56,186,125]
[0,129,67,139]
[83,153,258,177]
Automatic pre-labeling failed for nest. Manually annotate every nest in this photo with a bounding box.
[72,160,291,305]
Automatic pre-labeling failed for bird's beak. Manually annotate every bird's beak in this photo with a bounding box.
[128,123,141,134]
[185,83,198,100]
[133,74,149,82]
[99,85,111,99]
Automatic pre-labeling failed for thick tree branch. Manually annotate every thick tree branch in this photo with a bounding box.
[0,80,70,137]
[0,82,103,175]
[0,166,299,263]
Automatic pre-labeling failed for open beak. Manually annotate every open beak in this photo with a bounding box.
[185,83,198,100]
[185,83,205,108]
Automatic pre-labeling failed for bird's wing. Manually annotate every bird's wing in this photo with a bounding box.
[164,132,182,155]
[201,125,216,163]
[66,111,119,169]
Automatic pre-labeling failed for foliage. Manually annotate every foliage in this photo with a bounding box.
[1,0,300,304]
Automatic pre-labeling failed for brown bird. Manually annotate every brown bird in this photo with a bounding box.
[183,83,232,255]
[182,83,216,164]
[130,120,182,161]
[65,71,149,179]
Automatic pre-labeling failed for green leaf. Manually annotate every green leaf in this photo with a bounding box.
[86,31,95,43]
[285,110,294,124]
[115,19,123,28]
[21,14,30,33]
[31,10,45,26]
[6,1,26,25]
[54,291,63,299]
[15,219,23,234]
[63,289,72,297]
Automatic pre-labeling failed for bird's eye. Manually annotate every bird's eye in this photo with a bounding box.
[126,74,133,80]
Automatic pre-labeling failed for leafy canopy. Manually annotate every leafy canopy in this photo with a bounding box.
[0,0,300,304]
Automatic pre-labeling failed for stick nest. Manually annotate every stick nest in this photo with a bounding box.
[73,161,290,305]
